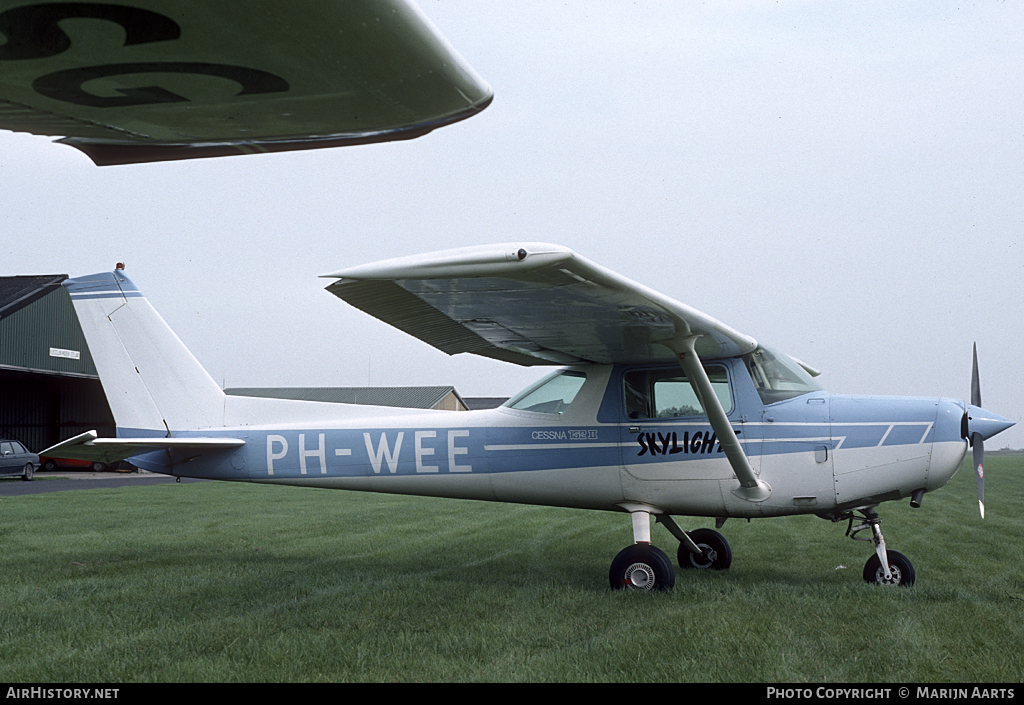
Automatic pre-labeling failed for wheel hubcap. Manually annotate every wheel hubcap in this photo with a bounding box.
[624,562,655,590]
[875,565,902,585]
[689,544,716,568]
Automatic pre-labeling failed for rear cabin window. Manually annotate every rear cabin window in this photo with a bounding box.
[623,367,732,419]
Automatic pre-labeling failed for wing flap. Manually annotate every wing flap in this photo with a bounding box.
[41,431,245,464]
[323,243,757,366]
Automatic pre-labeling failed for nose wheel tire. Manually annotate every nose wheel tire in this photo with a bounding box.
[679,528,732,570]
[863,550,915,586]
[609,544,675,591]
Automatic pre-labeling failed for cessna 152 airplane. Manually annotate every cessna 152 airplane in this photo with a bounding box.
[0,0,492,164]
[43,243,1014,590]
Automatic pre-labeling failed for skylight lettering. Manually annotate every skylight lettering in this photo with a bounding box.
[636,430,723,457]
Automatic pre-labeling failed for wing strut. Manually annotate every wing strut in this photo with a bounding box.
[671,336,771,502]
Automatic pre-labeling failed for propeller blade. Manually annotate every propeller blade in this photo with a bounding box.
[971,343,984,518]
[972,432,985,519]
[971,342,982,408]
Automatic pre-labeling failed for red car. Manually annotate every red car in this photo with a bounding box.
[39,456,108,472]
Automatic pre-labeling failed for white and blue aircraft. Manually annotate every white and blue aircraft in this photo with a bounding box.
[43,243,1014,590]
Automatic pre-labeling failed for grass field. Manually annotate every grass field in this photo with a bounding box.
[1,455,1023,683]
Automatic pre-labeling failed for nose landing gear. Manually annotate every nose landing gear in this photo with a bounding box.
[841,507,916,587]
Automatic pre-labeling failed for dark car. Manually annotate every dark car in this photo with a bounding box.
[0,439,39,481]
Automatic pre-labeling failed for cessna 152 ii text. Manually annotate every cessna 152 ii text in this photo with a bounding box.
[43,243,1015,590]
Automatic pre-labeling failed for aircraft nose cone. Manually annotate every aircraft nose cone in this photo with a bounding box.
[965,404,1015,441]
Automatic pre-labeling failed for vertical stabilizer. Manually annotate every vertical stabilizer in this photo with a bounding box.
[65,271,225,432]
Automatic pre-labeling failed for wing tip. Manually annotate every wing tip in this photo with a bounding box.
[60,93,494,166]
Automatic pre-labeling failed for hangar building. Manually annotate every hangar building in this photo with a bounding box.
[0,275,115,452]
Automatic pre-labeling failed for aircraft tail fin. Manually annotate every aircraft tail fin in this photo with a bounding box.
[65,270,226,432]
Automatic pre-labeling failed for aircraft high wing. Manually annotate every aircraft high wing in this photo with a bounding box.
[0,0,492,164]
[44,245,1014,591]
[321,243,760,365]
[324,243,793,503]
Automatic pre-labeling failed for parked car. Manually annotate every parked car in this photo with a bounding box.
[0,439,39,481]
[39,456,108,472]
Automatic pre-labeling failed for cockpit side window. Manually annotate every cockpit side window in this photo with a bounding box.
[505,370,587,414]
[623,367,732,419]
[743,346,822,405]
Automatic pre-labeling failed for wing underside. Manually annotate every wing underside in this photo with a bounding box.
[0,0,491,164]
[322,243,758,366]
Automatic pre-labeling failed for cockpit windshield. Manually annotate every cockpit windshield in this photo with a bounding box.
[504,370,587,414]
[743,346,821,405]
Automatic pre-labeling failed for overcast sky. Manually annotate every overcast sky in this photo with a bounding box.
[3,1,1022,448]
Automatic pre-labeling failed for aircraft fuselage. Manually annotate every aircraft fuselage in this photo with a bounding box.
[129,358,969,520]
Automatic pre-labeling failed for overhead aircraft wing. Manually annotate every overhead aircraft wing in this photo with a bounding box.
[0,0,492,165]
[41,430,244,464]
[321,243,758,366]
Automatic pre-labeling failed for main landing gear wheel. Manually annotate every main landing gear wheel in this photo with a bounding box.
[678,528,732,570]
[609,544,675,591]
[863,550,915,587]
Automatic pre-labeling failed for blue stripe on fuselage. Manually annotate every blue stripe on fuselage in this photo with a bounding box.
[119,401,956,481]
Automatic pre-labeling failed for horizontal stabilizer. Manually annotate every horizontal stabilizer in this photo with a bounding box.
[41,431,245,465]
